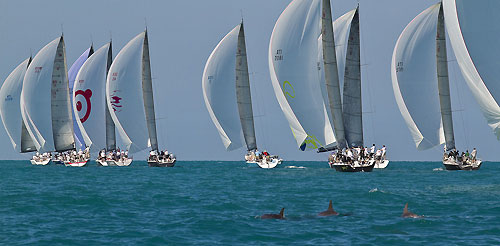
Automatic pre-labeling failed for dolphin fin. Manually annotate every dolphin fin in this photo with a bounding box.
[328,200,333,211]
[404,203,409,214]
[279,208,285,218]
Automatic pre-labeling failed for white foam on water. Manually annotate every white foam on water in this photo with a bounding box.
[284,166,306,169]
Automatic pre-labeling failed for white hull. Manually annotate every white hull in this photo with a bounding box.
[64,161,88,167]
[246,158,282,169]
[30,159,51,165]
[97,158,133,167]
[374,160,390,169]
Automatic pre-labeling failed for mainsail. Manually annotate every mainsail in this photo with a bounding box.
[73,43,114,153]
[0,58,36,152]
[22,36,75,153]
[269,0,336,151]
[106,31,157,153]
[322,0,346,149]
[333,7,363,148]
[236,23,257,151]
[68,47,93,150]
[202,24,245,151]
[391,3,445,150]
[443,0,500,139]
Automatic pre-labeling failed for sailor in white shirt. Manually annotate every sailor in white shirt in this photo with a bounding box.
[370,144,376,157]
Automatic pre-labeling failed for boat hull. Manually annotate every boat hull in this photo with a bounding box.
[96,158,133,167]
[30,159,51,165]
[246,158,282,169]
[148,159,176,167]
[64,161,88,167]
[443,160,482,171]
[330,161,375,172]
[374,160,390,169]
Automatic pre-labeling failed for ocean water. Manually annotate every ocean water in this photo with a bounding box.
[0,160,499,245]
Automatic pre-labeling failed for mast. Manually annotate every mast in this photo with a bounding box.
[437,3,455,150]
[342,7,363,147]
[105,41,116,151]
[142,30,159,151]
[236,22,257,151]
[322,0,347,149]
[51,36,76,152]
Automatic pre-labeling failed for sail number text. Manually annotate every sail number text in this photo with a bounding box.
[275,49,283,61]
[396,61,404,73]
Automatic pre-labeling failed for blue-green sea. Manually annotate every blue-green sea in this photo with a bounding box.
[1,160,499,245]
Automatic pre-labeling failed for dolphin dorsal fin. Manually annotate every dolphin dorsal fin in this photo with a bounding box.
[279,208,285,218]
[328,200,333,211]
[404,203,409,214]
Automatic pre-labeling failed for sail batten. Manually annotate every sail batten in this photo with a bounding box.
[322,0,346,149]
[236,23,257,151]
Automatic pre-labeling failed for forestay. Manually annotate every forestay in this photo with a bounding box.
[22,37,75,153]
[443,0,500,139]
[0,58,36,152]
[269,0,336,151]
[107,31,156,153]
[202,25,244,151]
[74,43,112,153]
[391,4,444,150]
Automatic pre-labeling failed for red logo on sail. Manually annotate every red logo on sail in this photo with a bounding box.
[75,89,92,123]
[110,90,122,112]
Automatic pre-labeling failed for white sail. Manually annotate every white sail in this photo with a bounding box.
[443,0,500,139]
[236,23,257,151]
[202,25,244,151]
[391,3,444,150]
[22,36,75,153]
[0,58,36,152]
[322,0,346,149]
[142,32,158,151]
[73,43,111,153]
[107,31,155,153]
[68,47,93,150]
[269,0,336,151]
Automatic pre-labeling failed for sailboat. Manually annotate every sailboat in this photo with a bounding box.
[106,30,174,167]
[0,58,39,161]
[73,42,127,166]
[202,22,282,169]
[269,0,386,171]
[392,2,481,170]
[21,36,78,165]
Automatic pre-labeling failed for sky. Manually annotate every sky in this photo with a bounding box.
[0,0,498,161]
